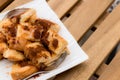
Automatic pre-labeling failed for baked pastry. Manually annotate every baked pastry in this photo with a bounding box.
[0,42,8,59]
[3,49,25,61]
[11,64,38,80]
[42,29,68,55]
[0,8,69,80]
[0,32,8,59]
[24,42,51,68]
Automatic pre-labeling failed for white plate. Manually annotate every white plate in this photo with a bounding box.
[0,0,88,80]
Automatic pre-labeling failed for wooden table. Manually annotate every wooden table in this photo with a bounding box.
[1,0,120,80]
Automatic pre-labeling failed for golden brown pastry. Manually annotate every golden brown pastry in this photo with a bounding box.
[17,24,41,41]
[0,19,14,38]
[3,49,25,61]
[0,42,8,60]
[0,32,8,60]
[42,29,68,54]
[0,32,6,43]
[11,64,38,80]
[0,42,8,54]
[24,42,51,68]
[20,8,36,24]
[34,19,60,33]
[8,36,30,51]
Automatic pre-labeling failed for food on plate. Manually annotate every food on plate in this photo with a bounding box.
[3,49,25,61]
[0,8,69,80]
[11,64,38,80]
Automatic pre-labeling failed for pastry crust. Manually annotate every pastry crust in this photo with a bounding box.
[35,19,60,33]
[0,42,8,54]
[0,42,8,60]
[20,8,36,24]
[42,29,68,54]
[3,49,25,61]
[24,42,51,68]
[11,64,38,80]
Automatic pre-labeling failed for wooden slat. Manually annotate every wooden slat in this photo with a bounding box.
[83,4,120,51]
[94,12,109,28]
[2,0,78,19]
[98,50,120,80]
[2,0,32,12]
[48,0,78,18]
[95,63,108,76]
[0,0,9,7]
[55,18,120,80]
[0,0,13,12]
[63,0,114,40]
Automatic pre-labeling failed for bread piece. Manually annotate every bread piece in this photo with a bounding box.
[0,32,6,43]
[0,42,8,60]
[0,42,8,54]
[42,29,68,54]
[35,19,60,33]
[20,8,36,24]
[0,19,15,40]
[8,37,30,51]
[29,12,37,23]
[0,19,12,29]
[45,47,68,66]
[3,49,25,61]
[11,64,38,80]
[24,42,51,67]
[17,24,42,41]
[0,21,9,60]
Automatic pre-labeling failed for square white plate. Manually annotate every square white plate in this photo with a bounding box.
[0,0,88,80]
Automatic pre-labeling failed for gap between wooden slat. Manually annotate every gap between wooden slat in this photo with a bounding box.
[54,16,120,80]
[2,0,79,20]
[48,0,79,18]
[94,12,110,28]
[95,43,117,77]
[2,0,32,12]
[95,43,118,77]
[63,0,114,41]
[0,0,8,7]
[83,4,120,51]
[98,50,120,80]
[69,0,83,14]
[61,0,83,23]
[95,63,108,76]
[79,12,109,46]
[0,0,13,12]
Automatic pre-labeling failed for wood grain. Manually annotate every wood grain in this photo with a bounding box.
[98,50,120,80]
[94,12,109,28]
[83,4,120,51]
[63,0,114,40]
[0,0,9,7]
[0,0,13,12]
[95,63,108,76]
[55,17,120,80]
[48,0,78,18]
[2,0,32,12]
